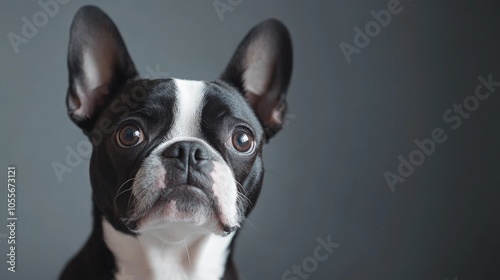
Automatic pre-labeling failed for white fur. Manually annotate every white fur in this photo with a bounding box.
[211,162,239,227]
[169,79,206,138]
[103,219,235,280]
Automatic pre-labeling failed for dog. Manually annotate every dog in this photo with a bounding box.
[59,6,292,280]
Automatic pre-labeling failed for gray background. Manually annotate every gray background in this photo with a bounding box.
[1,0,500,279]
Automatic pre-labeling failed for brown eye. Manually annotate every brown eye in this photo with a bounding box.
[116,125,144,148]
[228,128,255,154]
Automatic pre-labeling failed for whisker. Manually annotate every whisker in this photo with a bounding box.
[237,193,252,211]
[126,190,136,213]
[115,187,133,199]
[113,177,135,210]
[235,181,253,208]
[245,218,261,235]
[234,180,247,196]
[184,240,192,267]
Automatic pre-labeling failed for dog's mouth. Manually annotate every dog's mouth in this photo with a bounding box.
[155,184,213,212]
[124,183,234,235]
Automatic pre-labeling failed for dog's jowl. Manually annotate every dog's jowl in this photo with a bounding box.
[60,5,293,280]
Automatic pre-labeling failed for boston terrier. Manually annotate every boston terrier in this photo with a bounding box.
[59,6,292,280]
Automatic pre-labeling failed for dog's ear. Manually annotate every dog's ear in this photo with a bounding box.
[220,19,293,140]
[66,6,138,132]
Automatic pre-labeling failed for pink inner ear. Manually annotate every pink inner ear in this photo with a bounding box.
[242,60,272,97]
[246,89,285,128]
[241,35,286,127]
[72,47,115,119]
[244,70,285,128]
[242,36,275,97]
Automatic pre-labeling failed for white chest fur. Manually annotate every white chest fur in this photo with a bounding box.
[102,219,235,280]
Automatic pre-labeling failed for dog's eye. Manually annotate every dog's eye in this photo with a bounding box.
[227,128,255,154]
[117,125,144,148]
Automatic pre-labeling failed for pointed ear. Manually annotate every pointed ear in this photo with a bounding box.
[220,19,293,140]
[66,6,138,132]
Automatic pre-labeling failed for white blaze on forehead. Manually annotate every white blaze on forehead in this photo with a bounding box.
[170,79,206,138]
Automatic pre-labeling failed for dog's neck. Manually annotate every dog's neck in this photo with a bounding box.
[102,219,235,280]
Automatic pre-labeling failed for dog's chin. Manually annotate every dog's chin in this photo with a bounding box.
[129,185,234,237]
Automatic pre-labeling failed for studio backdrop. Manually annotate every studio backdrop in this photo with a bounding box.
[1,0,500,279]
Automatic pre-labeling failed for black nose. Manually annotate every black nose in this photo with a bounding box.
[162,141,211,167]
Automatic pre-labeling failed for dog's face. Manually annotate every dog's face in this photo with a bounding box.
[87,78,266,237]
[65,6,292,238]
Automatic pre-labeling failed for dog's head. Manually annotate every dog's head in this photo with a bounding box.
[66,6,292,238]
